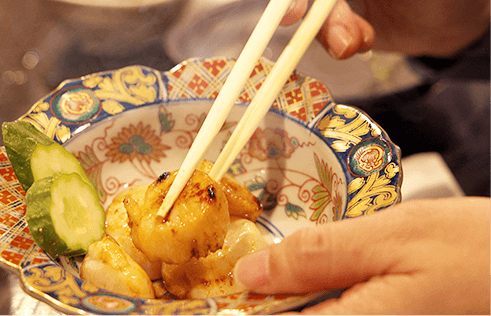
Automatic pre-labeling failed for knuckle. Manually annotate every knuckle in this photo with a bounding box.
[287,226,336,266]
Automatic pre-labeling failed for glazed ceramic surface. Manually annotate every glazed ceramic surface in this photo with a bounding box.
[0,57,402,314]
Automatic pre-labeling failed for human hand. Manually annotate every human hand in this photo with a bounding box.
[281,0,374,59]
[233,197,490,314]
[283,0,490,59]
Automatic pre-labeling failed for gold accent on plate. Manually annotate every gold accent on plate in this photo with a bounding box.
[24,265,96,306]
[102,99,125,115]
[346,162,400,217]
[314,104,381,152]
[20,113,71,143]
[83,66,159,106]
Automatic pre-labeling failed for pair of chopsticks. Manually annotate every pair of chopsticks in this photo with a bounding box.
[158,0,338,218]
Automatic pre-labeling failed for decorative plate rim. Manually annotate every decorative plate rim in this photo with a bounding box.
[0,57,402,315]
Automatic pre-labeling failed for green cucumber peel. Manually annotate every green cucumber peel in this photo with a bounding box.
[26,173,105,259]
[2,120,93,190]
[2,121,55,191]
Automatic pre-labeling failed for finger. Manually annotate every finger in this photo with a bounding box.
[234,198,491,314]
[316,0,374,59]
[297,273,426,315]
[354,14,375,53]
[233,201,430,294]
[280,0,309,26]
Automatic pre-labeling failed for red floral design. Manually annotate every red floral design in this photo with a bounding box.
[106,122,170,164]
[248,128,298,161]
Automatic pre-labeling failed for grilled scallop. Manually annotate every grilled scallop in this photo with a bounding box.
[126,169,230,264]
[161,216,267,298]
[80,234,155,299]
[198,160,263,222]
[104,184,161,280]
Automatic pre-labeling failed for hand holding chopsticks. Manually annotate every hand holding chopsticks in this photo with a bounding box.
[158,0,338,218]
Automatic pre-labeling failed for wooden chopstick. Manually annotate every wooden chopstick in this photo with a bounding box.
[158,0,338,218]
[209,0,338,181]
[157,0,294,218]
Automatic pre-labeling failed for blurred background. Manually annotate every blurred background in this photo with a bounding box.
[0,0,489,313]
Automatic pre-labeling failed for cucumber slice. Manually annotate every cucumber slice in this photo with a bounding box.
[31,143,92,187]
[26,173,105,259]
[2,121,92,191]
[2,121,54,191]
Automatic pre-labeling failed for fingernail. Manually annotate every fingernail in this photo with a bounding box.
[363,30,372,45]
[288,0,296,12]
[327,24,352,59]
[233,248,270,290]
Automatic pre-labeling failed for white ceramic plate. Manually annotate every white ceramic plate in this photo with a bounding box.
[0,57,402,314]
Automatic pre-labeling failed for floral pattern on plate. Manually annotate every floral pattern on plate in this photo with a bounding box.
[0,57,402,314]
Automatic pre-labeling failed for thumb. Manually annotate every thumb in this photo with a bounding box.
[279,0,309,26]
[233,206,414,294]
[280,0,374,59]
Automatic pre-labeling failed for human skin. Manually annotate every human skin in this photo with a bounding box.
[242,2,491,314]
[233,197,490,314]
[282,0,490,59]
